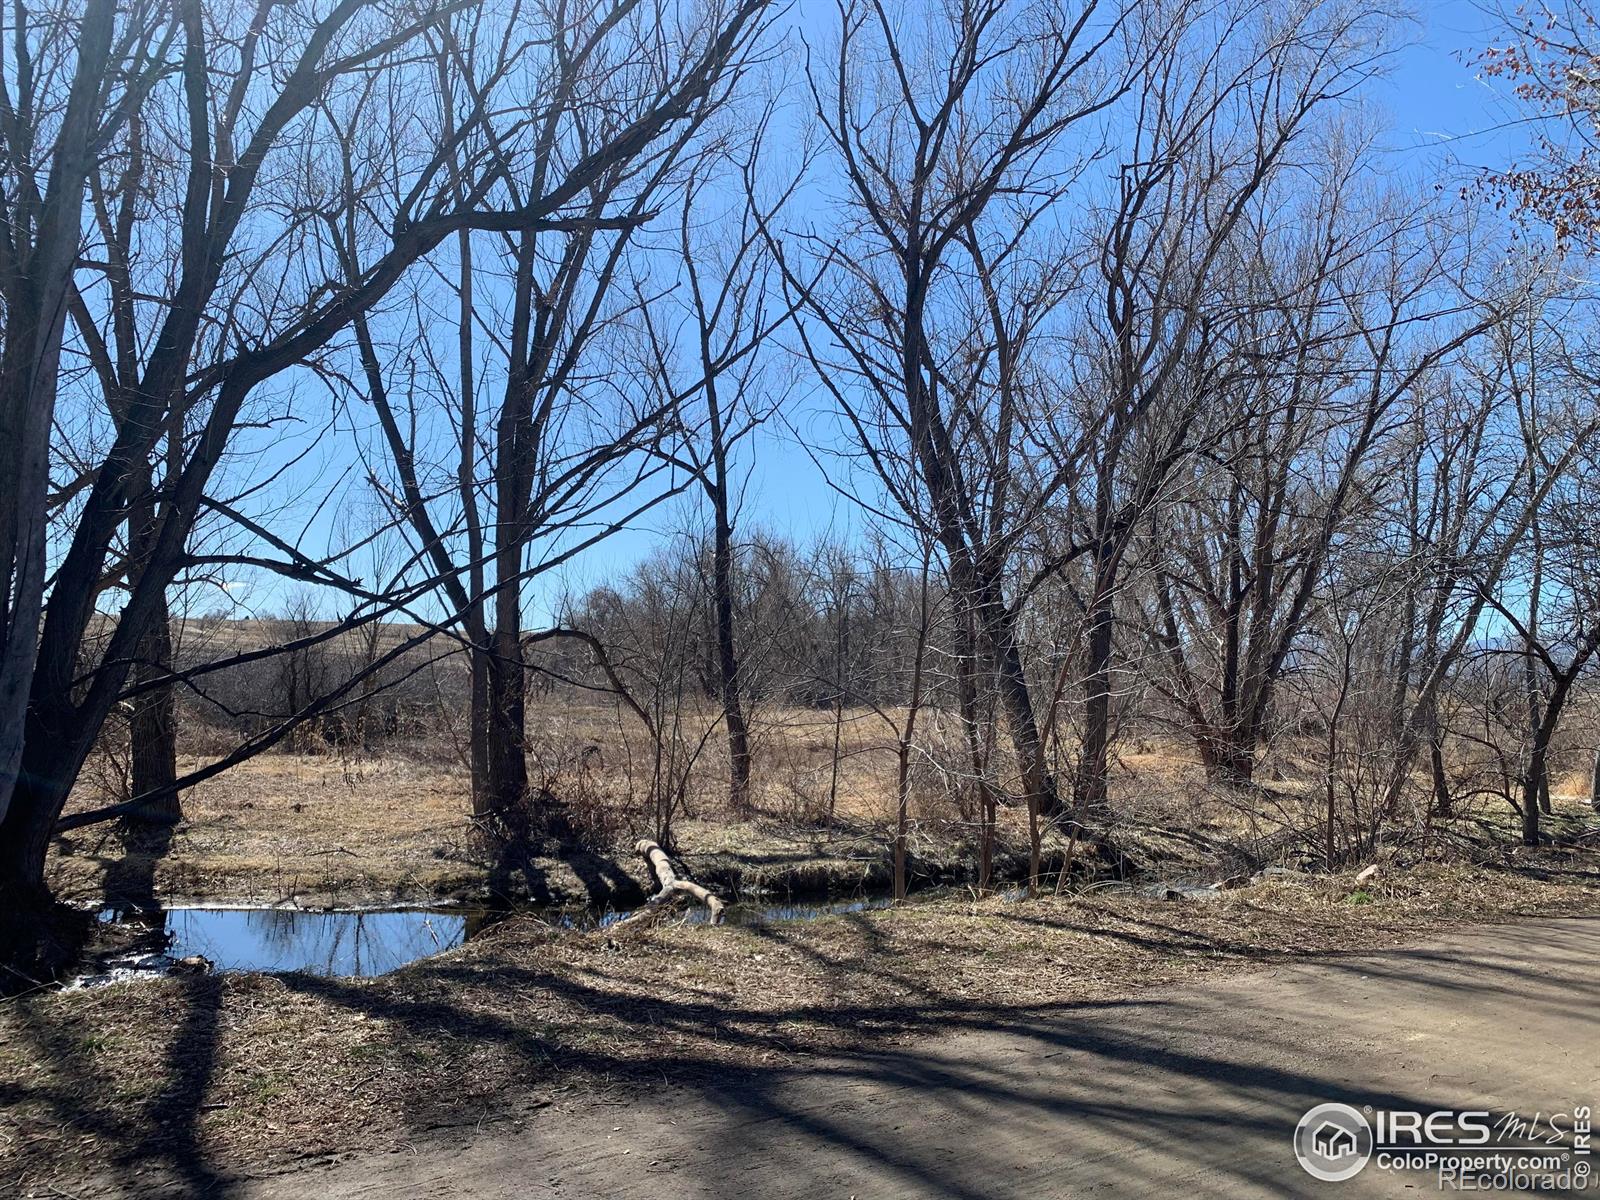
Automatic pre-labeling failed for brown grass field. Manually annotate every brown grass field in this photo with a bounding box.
[12,685,1600,1195]
[46,692,1600,912]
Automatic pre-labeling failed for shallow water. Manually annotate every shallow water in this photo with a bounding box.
[88,876,1211,984]
[88,894,902,979]
[97,905,468,977]
[90,892,909,978]
[723,895,899,925]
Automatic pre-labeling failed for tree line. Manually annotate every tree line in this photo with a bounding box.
[2,0,1597,972]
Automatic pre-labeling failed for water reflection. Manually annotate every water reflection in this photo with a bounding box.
[100,906,468,977]
[717,895,898,926]
[90,878,1207,982]
[92,895,905,979]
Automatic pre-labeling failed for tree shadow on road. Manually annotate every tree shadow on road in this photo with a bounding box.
[10,914,1597,1198]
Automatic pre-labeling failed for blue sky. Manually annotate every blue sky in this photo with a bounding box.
[660,0,1544,578]
[1379,3,1524,166]
[202,0,1546,625]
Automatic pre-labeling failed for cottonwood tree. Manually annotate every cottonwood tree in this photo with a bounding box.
[781,0,1416,844]
[1050,6,1395,810]
[1139,178,1497,786]
[349,0,778,824]
[67,96,190,820]
[1367,292,1600,830]
[7,0,467,965]
[778,0,1152,845]
[1471,314,1600,843]
[0,0,173,886]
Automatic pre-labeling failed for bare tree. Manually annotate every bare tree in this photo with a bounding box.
[1481,327,1600,844]
[1,0,776,970]
[0,0,172,852]
[1140,181,1496,787]
[1055,8,1394,810]
[777,0,1149,845]
[351,0,778,825]
[1371,293,1600,829]
[640,127,802,814]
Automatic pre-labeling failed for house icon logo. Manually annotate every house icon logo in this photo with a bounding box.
[1313,1121,1358,1159]
[1294,1103,1373,1181]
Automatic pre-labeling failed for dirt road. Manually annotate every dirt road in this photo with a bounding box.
[222,918,1600,1197]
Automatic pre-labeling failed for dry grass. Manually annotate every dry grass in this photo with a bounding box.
[46,703,996,909]
[51,753,482,907]
[26,622,1600,1193]
[3,859,1597,1194]
[48,699,1600,912]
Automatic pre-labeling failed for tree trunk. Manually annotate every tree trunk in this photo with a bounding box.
[1324,643,1352,866]
[484,242,534,828]
[1521,672,1576,847]
[827,682,844,837]
[1519,645,1598,845]
[894,741,910,901]
[1073,590,1115,813]
[0,0,118,838]
[0,754,86,979]
[1430,732,1452,819]
[1590,746,1600,814]
[986,596,1060,818]
[1523,474,1547,826]
[955,611,994,894]
[0,530,189,958]
[1200,732,1255,787]
[1521,739,1547,848]
[127,465,179,823]
[129,595,179,821]
[711,511,751,815]
[454,210,490,812]
[465,627,491,812]
[0,800,55,930]
[483,626,527,820]
[622,839,725,925]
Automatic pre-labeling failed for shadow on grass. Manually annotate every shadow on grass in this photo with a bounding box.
[483,794,645,911]
[7,973,225,1198]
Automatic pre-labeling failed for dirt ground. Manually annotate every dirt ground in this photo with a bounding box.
[4,862,1599,1196]
[224,915,1600,1200]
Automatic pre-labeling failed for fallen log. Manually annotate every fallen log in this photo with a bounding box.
[617,839,726,927]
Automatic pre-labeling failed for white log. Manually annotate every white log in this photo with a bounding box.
[618,839,725,926]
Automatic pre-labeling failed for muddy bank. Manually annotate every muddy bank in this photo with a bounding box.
[455,824,1146,913]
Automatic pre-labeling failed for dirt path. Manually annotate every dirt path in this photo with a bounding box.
[197,917,1598,1199]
